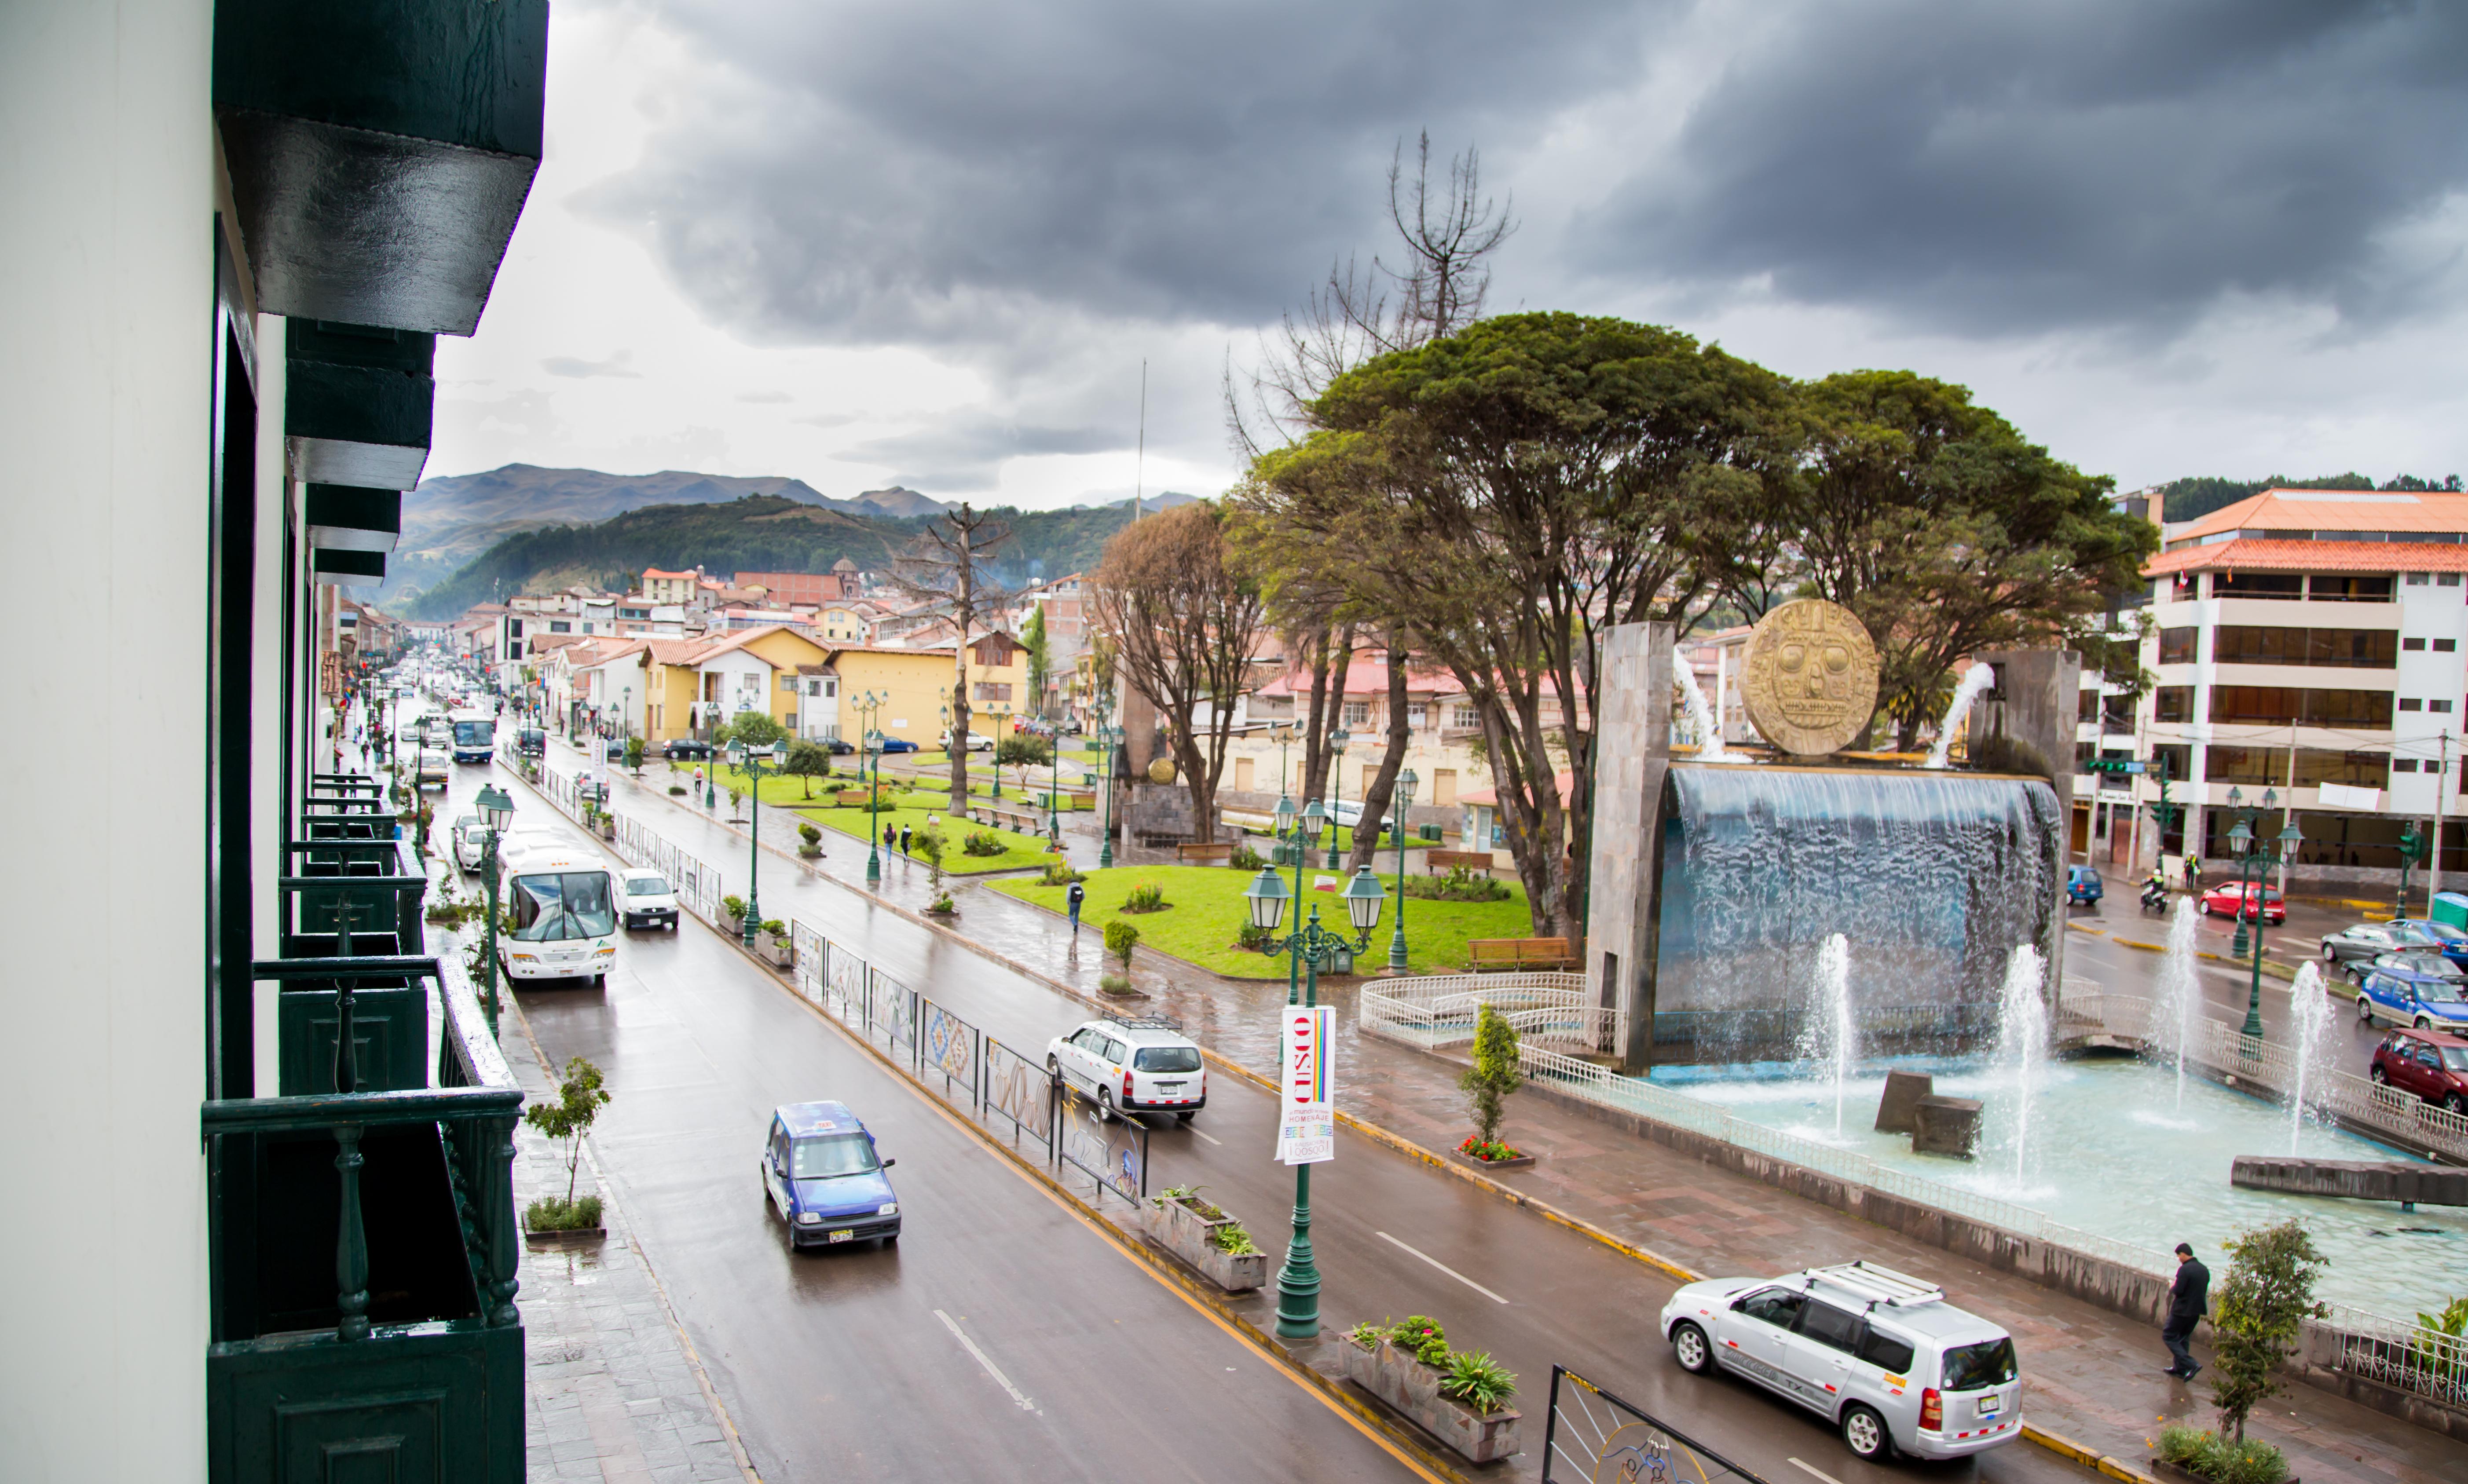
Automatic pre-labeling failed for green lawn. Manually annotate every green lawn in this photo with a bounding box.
[991,864,1536,978]
[800,804,1059,874]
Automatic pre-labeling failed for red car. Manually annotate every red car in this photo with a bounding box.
[2201,883,2285,924]
[2370,1026,2468,1114]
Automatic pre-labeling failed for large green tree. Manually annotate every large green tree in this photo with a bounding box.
[1783,371,2156,751]
[1247,313,1797,940]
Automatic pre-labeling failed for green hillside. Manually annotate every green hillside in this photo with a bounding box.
[404,492,1173,618]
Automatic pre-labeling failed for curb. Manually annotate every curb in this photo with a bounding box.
[2105,936,2301,981]
[538,753,2149,1483]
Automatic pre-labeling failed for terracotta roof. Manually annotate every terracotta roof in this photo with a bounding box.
[820,642,959,659]
[643,567,696,581]
[2171,489,2468,542]
[2145,539,2468,576]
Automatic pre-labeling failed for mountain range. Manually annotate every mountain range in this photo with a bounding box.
[392,467,1206,619]
[381,465,949,602]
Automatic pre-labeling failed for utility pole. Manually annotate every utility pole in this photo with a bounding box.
[2433,729,2450,911]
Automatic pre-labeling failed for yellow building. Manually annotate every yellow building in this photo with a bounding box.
[961,630,1033,727]
[820,645,959,745]
[642,567,699,605]
[633,624,832,740]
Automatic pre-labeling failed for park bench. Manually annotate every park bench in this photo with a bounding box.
[1425,849,1495,875]
[1467,938,1577,972]
[1176,842,1235,867]
[970,802,1047,836]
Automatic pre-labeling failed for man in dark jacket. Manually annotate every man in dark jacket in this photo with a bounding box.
[2163,1241,2209,1379]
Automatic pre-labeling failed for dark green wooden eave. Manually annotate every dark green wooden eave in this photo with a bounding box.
[286,326,434,490]
[307,486,404,554]
[313,549,387,586]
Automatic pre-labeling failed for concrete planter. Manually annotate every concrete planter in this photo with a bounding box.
[521,1225,607,1250]
[2149,1457,2298,1484]
[718,912,743,938]
[798,845,823,859]
[1144,1194,1267,1292]
[756,931,793,968]
[1340,1338,1522,1464]
[1451,1147,1536,1173]
[596,817,616,841]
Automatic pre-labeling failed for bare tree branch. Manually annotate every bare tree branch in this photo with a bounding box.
[885,503,1015,804]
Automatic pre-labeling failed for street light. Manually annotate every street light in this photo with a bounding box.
[1242,855,1385,1339]
[1098,718,1122,870]
[1324,727,1352,870]
[728,735,790,949]
[1046,725,1062,850]
[854,689,888,885]
[2222,786,2298,1040]
[2398,819,2424,921]
[1388,767,1419,972]
[473,783,514,1038]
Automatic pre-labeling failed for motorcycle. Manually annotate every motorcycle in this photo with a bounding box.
[2139,878,2169,914]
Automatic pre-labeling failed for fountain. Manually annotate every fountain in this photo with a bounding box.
[1995,944,2048,1184]
[1802,934,1855,1137]
[2152,899,2202,1111]
[1923,665,1999,769]
[1674,649,1743,763]
[2286,961,2336,1153]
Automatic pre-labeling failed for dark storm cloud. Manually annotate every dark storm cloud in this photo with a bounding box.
[846,412,1120,492]
[591,0,1661,347]
[1588,0,2468,337]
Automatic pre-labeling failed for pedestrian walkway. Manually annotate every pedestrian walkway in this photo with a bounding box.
[552,738,2460,1484]
[505,992,753,1484]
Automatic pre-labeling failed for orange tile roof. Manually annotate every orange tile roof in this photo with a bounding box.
[2171,489,2468,541]
[2146,538,2468,576]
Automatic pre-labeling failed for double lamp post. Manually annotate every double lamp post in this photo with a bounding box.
[2220,785,2302,1042]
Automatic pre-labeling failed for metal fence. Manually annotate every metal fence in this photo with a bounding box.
[1058,1101,1150,1208]
[2320,1304,2468,1411]
[1541,1366,1770,1484]
[607,814,725,923]
[981,1038,1057,1155]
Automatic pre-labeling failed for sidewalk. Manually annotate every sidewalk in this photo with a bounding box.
[559,739,2462,1484]
[504,984,753,1484]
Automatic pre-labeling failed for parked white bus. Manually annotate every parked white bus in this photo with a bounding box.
[498,840,619,988]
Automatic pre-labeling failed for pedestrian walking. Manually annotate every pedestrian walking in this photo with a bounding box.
[2161,1241,2209,1380]
[1067,879,1085,937]
[884,822,897,854]
[2182,855,2201,894]
[899,823,913,856]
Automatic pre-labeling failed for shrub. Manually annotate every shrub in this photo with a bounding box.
[1104,920,1141,974]
[622,736,644,771]
[1458,1135,1523,1162]
[1237,921,1270,951]
[1347,1320,1387,1351]
[524,1195,604,1232]
[1230,842,1265,871]
[1438,1351,1518,1415]
[1122,882,1168,913]
[962,829,1007,858]
[2413,1295,2468,1383]
[1098,972,1134,995]
[522,1056,611,1211]
[1208,1222,1260,1256]
[757,919,785,936]
[668,784,688,796]
[928,893,956,914]
[1158,1184,1225,1219]
[1040,860,1085,886]
[1390,1316,1448,1367]
[2158,1425,2289,1484]
[2211,1221,2329,1442]
[1459,1004,1524,1149]
[1404,866,1512,902]
[721,895,747,920]
[798,822,822,846]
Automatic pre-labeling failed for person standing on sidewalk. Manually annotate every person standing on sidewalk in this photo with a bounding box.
[883,821,897,856]
[899,823,912,857]
[1066,879,1085,937]
[2162,1241,2209,1379]
[2183,855,2201,894]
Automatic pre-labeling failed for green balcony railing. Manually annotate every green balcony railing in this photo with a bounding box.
[205,950,524,1483]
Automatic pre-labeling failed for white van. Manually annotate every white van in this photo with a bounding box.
[1660,1261,2023,1463]
[497,841,619,988]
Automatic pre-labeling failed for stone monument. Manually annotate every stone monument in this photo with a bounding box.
[1738,598,1881,756]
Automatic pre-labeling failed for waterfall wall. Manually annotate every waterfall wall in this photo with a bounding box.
[1648,764,2063,1064]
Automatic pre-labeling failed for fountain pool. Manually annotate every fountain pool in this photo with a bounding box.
[1657,1054,2466,1316]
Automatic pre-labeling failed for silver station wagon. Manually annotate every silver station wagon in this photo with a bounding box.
[1659,1261,2024,1463]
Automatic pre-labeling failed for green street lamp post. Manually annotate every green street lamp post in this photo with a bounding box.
[1387,767,1419,972]
[729,736,789,948]
[1046,730,1062,849]
[474,783,514,1039]
[1097,722,1120,870]
[853,689,887,885]
[1324,727,1351,870]
[1245,836,1386,1340]
[2398,819,2424,921]
[2222,786,2301,1041]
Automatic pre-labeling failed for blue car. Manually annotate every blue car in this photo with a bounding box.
[2065,865,2103,905]
[869,737,918,754]
[762,1101,901,1250]
[2356,953,2468,1034]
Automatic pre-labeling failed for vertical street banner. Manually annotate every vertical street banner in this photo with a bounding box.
[1275,1005,1336,1165]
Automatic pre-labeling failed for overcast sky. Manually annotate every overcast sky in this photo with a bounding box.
[431,0,2468,510]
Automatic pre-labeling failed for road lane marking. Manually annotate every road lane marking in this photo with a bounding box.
[1375,1231,1509,1305]
[934,1309,1037,1414]
[1189,1127,1223,1146]
[1789,1458,1844,1484]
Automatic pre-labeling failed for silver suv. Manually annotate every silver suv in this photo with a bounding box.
[1046,1015,1206,1121]
[1659,1261,2023,1463]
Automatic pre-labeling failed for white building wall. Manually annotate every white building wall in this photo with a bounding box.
[0,2,214,1479]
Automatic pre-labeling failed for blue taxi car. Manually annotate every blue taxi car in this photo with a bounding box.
[2356,953,2468,1034]
[2381,918,2468,970]
[2065,866,2103,906]
[761,1101,901,1250]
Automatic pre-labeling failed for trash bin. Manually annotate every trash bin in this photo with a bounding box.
[2433,892,2468,932]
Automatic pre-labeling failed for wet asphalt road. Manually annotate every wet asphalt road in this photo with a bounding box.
[449,755,2091,1484]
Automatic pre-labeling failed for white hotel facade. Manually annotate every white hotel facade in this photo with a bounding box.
[2079,488,2468,889]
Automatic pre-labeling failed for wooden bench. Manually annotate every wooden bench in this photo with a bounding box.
[1425,849,1495,875]
[970,802,1048,836]
[1467,938,1577,972]
[1176,842,1235,867]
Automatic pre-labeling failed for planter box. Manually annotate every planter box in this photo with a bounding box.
[597,818,616,841]
[798,845,822,859]
[1145,1194,1267,1292]
[1450,1148,1536,1173]
[2150,1458,2299,1484]
[718,912,743,938]
[1340,1338,1522,1464]
[756,931,793,968]
[522,1225,607,1250]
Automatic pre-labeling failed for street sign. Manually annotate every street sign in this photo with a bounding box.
[1275,1006,1335,1165]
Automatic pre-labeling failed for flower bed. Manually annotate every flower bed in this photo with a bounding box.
[1453,1136,1534,1171]
[1144,1186,1266,1292]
